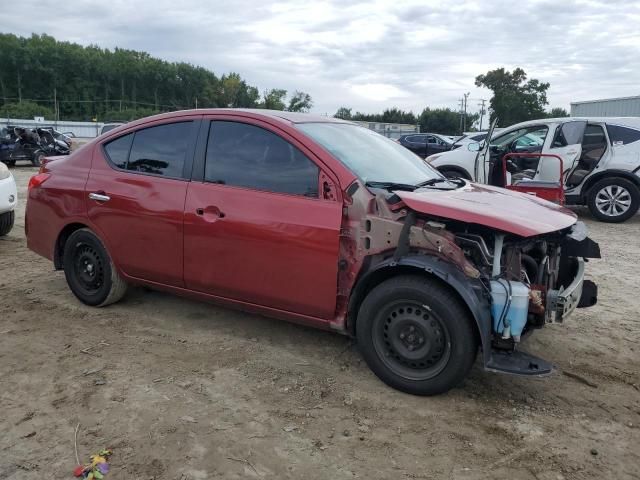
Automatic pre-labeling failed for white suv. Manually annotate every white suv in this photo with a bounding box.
[428,117,640,222]
[0,162,17,236]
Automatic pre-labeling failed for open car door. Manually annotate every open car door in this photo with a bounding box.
[536,121,585,183]
[474,118,498,183]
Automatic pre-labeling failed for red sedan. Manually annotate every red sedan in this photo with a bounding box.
[26,109,599,395]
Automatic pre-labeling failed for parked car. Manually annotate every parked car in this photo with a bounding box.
[0,161,17,236]
[0,126,70,166]
[427,117,640,222]
[25,109,599,395]
[451,132,489,149]
[397,133,453,158]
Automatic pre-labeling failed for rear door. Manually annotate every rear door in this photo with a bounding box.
[183,118,342,319]
[543,121,586,183]
[86,117,200,286]
[405,134,427,157]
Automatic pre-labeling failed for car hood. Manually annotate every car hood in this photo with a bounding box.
[395,182,577,237]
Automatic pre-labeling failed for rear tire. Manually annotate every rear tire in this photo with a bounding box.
[356,275,478,396]
[32,151,45,167]
[63,228,127,307]
[0,210,14,236]
[587,177,639,223]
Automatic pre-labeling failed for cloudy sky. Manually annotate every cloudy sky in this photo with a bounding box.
[4,0,640,116]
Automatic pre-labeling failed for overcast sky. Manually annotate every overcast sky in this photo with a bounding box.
[4,0,640,116]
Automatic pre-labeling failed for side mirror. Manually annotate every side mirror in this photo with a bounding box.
[467,142,481,152]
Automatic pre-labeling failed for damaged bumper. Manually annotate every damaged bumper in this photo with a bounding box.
[547,258,590,323]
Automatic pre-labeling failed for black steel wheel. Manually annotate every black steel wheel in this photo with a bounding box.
[63,228,127,307]
[357,275,478,395]
[372,300,451,381]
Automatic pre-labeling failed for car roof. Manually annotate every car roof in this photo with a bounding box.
[126,108,350,128]
[507,116,640,130]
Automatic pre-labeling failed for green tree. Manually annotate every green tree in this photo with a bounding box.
[0,33,297,121]
[548,107,569,118]
[475,67,550,126]
[334,107,352,119]
[418,107,475,135]
[287,91,313,112]
[0,101,54,119]
[261,89,287,110]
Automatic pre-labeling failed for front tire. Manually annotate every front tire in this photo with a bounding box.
[0,210,14,236]
[587,177,639,223]
[63,228,127,307]
[356,275,478,396]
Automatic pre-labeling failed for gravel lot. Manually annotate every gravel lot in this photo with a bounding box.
[1,165,639,480]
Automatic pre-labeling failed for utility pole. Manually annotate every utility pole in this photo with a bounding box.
[458,98,464,134]
[195,97,198,109]
[463,92,470,132]
[53,87,58,124]
[478,98,487,131]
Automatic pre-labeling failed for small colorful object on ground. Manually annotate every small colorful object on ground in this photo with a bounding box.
[73,449,113,479]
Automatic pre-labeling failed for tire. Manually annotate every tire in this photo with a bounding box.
[0,210,14,236]
[586,177,640,223]
[62,228,127,307]
[356,275,478,396]
[32,151,45,167]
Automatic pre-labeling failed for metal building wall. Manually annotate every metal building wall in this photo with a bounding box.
[570,96,640,117]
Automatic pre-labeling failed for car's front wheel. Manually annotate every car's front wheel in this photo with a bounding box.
[356,275,478,395]
[0,210,14,236]
[587,177,640,223]
[63,228,127,306]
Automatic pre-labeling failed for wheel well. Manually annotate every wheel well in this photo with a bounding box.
[53,223,89,269]
[580,170,640,201]
[436,165,472,180]
[347,265,481,347]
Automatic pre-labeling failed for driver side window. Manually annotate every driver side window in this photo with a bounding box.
[491,126,548,151]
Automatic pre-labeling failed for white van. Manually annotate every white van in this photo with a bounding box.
[428,117,640,222]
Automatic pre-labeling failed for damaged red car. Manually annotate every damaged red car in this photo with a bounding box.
[25,110,600,395]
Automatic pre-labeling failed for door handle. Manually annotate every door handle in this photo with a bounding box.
[196,206,225,219]
[89,192,110,202]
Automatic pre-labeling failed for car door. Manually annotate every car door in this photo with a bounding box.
[405,135,427,157]
[86,117,200,287]
[183,118,343,319]
[426,135,449,156]
[541,121,585,183]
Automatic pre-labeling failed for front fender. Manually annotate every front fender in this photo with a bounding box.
[350,255,493,366]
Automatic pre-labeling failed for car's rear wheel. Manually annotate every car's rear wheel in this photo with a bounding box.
[356,275,478,395]
[32,151,45,167]
[0,210,14,236]
[63,228,127,306]
[587,177,639,223]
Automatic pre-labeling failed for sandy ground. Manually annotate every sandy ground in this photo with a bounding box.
[1,165,639,480]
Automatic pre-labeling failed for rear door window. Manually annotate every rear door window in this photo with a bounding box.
[104,133,133,169]
[103,122,194,178]
[205,121,319,197]
[127,122,193,177]
[606,124,640,145]
[551,121,587,148]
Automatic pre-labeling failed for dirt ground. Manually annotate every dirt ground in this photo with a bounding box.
[1,165,639,480]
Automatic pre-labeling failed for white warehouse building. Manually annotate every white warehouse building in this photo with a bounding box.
[571,95,640,117]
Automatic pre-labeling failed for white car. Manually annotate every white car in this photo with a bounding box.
[427,117,640,222]
[0,162,17,236]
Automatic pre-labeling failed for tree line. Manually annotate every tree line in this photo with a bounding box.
[0,33,313,121]
[335,68,569,134]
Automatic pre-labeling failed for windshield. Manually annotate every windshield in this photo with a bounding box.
[296,123,442,185]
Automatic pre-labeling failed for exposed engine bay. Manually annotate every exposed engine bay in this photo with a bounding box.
[339,181,601,376]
